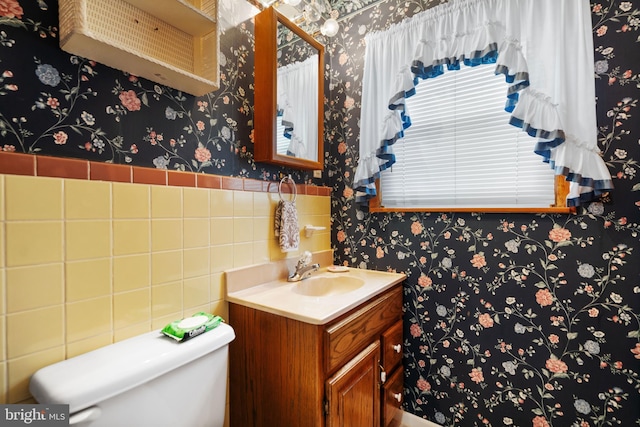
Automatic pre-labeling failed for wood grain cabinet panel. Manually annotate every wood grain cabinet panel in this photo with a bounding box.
[325,287,402,373]
[381,320,403,374]
[229,284,403,427]
[326,341,380,427]
[382,366,404,427]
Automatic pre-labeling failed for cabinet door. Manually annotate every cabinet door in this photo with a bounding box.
[382,367,403,427]
[326,341,381,427]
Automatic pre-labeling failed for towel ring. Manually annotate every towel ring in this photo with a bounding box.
[278,174,297,202]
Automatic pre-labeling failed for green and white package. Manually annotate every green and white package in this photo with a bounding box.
[161,312,224,342]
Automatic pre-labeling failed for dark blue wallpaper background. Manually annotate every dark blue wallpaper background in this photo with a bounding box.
[0,0,318,184]
[324,1,640,426]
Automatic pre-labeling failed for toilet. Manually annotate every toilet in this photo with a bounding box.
[29,323,235,427]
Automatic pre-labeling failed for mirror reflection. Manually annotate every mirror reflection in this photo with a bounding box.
[276,22,319,160]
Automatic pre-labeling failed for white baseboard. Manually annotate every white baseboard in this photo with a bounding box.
[401,410,443,427]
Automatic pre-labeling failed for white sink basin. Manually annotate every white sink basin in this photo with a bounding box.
[226,258,406,324]
[292,276,365,297]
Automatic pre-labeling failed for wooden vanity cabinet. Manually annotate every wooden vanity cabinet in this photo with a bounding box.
[229,284,403,427]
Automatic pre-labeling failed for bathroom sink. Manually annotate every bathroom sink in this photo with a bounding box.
[226,252,406,324]
[292,275,365,297]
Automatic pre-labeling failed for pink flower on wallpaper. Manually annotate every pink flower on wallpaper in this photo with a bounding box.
[0,0,23,19]
[417,378,431,391]
[53,130,67,145]
[545,357,568,374]
[469,368,484,384]
[471,253,487,268]
[196,120,205,131]
[344,96,355,109]
[194,146,211,163]
[337,141,347,154]
[119,90,141,111]
[596,25,608,37]
[532,416,550,427]
[478,313,494,328]
[336,230,346,243]
[343,187,353,198]
[409,323,422,338]
[46,97,59,108]
[632,343,640,359]
[411,221,423,235]
[548,227,571,243]
[376,246,385,258]
[418,275,432,289]
[535,289,554,307]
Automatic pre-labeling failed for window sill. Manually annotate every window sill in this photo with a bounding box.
[369,205,576,214]
[370,176,574,214]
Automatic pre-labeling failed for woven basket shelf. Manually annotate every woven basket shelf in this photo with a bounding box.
[59,0,219,96]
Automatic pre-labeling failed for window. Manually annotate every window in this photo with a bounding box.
[354,0,612,211]
[379,64,560,211]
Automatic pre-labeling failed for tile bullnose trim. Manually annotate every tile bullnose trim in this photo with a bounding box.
[0,152,331,195]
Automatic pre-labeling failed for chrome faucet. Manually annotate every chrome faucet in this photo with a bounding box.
[288,251,320,282]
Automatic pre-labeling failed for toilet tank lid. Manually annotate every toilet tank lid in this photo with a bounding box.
[29,323,235,413]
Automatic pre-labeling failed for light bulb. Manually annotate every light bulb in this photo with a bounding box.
[320,18,339,37]
[283,0,302,5]
[303,1,322,22]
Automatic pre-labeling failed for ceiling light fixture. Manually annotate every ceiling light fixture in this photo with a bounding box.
[320,17,339,37]
[275,0,340,38]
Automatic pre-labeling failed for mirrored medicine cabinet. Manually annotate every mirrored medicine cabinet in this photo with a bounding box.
[254,6,325,170]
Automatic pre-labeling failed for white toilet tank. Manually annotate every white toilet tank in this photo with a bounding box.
[30,323,235,427]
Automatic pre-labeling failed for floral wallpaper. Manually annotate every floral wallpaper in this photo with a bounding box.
[325,0,640,426]
[0,0,318,184]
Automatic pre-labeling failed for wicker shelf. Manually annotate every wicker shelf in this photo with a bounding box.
[59,0,219,96]
[125,0,217,36]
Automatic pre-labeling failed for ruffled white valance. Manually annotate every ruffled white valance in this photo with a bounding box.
[354,0,613,207]
[277,54,319,160]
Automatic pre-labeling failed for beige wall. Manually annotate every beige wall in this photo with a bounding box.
[0,173,331,403]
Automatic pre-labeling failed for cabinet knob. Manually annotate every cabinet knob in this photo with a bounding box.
[392,344,401,353]
[393,393,402,403]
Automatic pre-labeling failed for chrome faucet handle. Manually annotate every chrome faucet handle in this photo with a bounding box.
[288,261,320,282]
[296,251,312,269]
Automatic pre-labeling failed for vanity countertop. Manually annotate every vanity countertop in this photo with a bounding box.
[226,261,406,325]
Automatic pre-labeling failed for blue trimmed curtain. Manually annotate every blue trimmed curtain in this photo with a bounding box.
[354,0,613,207]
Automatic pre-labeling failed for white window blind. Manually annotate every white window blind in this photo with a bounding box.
[380,64,555,208]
